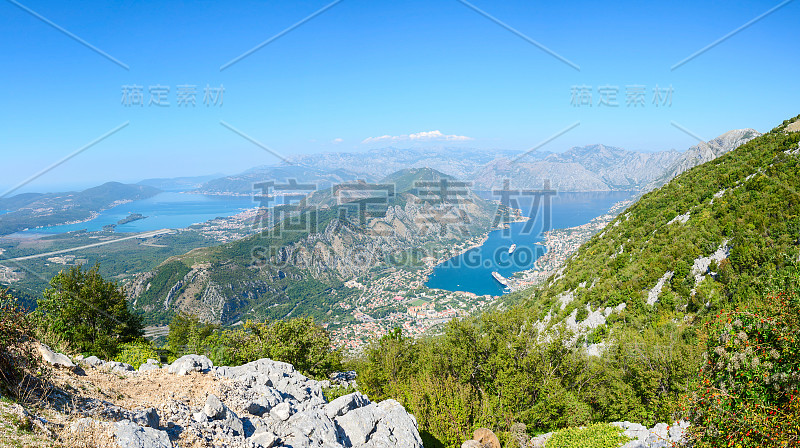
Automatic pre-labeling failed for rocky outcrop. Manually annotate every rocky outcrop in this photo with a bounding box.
[614,420,690,448]
[37,344,75,369]
[646,128,760,191]
[526,421,690,448]
[42,351,424,448]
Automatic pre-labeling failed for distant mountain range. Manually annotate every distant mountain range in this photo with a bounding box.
[192,130,760,195]
[137,174,223,192]
[0,130,760,238]
[644,128,761,190]
[193,166,373,196]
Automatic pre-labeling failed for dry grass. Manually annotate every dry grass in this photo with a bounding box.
[0,365,229,448]
[55,367,223,411]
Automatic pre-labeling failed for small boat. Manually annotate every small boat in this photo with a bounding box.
[508,244,517,254]
[491,271,510,286]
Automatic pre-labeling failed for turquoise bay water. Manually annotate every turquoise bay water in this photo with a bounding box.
[425,191,633,296]
[22,193,258,234]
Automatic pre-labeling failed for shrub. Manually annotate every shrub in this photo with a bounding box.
[167,313,342,379]
[113,341,159,369]
[546,423,630,448]
[0,291,47,398]
[322,384,358,402]
[167,312,217,355]
[207,317,342,379]
[686,288,800,447]
[36,265,143,359]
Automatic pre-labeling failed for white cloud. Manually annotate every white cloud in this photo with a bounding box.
[332,138,344,144]
[362,130,473,144]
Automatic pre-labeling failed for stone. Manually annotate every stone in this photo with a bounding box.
[105,361,135,374]
[37,344,75,369]
[652,422,669,438]
[167,354,213,376]
[138,359,161,372]
[323,391,370,419]
[204,394,225,420]
[615,420,691,448]
[131,407,159,428]
[222,410,244,437]
[270,402,291,421]
[114,420,172,448]
[529,432,553,448]
[202,393,243,436]
[250,431,277,448]
[69,417,109,434]
[461,441,482,448]
[82,356,104,367]
[370,399,424,448]
[138,363,160,373]
[473,428,501,448]
[334,403,382,446]
[286,410,339,446]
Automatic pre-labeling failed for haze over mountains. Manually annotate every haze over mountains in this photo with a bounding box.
[0,129,759,238]
[193,129,761,195]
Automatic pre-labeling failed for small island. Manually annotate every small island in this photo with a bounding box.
[117,213,148,225]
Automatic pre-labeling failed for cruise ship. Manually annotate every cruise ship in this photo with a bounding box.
[508,243,516,254]
[491,271,510,286]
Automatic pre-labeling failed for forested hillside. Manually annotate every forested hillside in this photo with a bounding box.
[356,115,800,447]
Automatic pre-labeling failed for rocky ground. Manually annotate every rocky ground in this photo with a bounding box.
[0,345,423,448]
[3,344,689,448]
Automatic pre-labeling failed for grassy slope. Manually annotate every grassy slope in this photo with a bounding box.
[519,114,800,334]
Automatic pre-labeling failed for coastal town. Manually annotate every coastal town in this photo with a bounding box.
[327,197,635,353]
[507,197,635,290]
[326,231,498,352]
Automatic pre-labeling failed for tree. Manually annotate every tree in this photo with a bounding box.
[167,312,217,355]
[36,264,142,359]
[211,317,342,379]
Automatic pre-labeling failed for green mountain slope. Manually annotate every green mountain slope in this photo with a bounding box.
[519,115,799,335]
[128,168,501,325]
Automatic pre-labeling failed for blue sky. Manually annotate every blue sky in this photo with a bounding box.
[1,0,798,192]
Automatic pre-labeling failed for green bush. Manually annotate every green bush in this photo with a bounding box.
[546,423,630,448]
[687,277,800,448]
[113,341,159,369]
[322,384,358,402]
[0,291,48,398]
[166,313,342,380]
[167,312,217,355]
[207,317,342,379]
[35,265,143,359]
